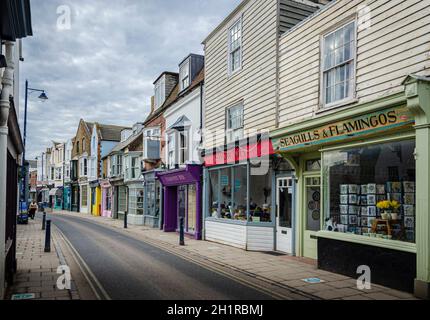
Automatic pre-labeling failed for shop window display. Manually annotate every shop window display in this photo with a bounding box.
[129,188,144,215]
[323,140,416,243]
[208,163,272,223]
[249,168,272,222]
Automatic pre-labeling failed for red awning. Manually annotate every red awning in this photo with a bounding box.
[204,138,274,167]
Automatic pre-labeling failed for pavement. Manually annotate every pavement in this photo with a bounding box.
[5,216,95,300]
[48,210,418,300]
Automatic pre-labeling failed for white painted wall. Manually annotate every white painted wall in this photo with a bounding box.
[164,88,202,165]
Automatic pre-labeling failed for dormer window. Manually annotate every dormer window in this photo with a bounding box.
[154,76,166,109]
[179,59,190,91]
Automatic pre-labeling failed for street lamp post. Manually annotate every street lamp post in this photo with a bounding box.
[21,80,48,208]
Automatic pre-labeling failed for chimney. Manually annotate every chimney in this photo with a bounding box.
[150,96,155,113]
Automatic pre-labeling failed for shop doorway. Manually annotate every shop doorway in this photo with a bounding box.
[276,177,295,254]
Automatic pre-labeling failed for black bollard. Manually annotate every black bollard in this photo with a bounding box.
[124,211,128,229]
[44,220,51,253]
[42,211,46,230]
[179,216,185,246]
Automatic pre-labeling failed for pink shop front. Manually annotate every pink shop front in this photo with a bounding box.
[100,179,113,218]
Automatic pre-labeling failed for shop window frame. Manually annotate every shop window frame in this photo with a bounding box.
[319,132,417,251]
[205,161,276,227]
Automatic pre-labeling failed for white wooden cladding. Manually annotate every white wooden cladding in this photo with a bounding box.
[204,0,279,149]
[278,0,430,126]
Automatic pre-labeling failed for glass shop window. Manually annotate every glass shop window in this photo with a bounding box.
[209,170,220,217]
[118,186,127,212]
[219,167,233,219]
[322,139,416,243]
[136,189,144,215]
[249,164,272,223]
[208,163,272,223]
[232,165,247,221]
[106,188,112,211]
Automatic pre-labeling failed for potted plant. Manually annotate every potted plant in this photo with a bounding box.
[376,200,401,220]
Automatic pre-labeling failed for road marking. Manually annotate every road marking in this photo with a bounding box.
[54,224,111,300]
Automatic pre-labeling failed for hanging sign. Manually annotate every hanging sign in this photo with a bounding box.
[273,107,414,151]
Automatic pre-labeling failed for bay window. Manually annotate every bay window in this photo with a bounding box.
[322,21,356,107]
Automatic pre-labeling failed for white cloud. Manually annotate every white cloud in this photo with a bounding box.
[20,0,241,159]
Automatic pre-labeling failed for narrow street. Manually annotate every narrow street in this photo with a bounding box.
[50,214,275,300]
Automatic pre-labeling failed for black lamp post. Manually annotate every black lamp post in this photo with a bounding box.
[21,80,48,207]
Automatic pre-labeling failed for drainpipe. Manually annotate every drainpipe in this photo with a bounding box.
[0,41,15,300]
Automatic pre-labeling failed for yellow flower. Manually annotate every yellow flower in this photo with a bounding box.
[377,200,390,210]
[390,200,401,210]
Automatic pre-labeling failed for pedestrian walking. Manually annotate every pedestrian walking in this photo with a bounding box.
[29,200,38,220]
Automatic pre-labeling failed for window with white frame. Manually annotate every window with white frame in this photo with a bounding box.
[226,103,244,143]
[131,156,140,179]
[322,21,356,107]
[228,18,242,74]
[179,59,190,91]
[154,76,166,109]
[167,133,175,169]
[179,131,189,165]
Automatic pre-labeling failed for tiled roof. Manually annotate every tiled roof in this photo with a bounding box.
[97,124,131,142]
[109,131,143,154]
[143,68,204,125]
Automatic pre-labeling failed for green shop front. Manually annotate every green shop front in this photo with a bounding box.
[271,76,430,298]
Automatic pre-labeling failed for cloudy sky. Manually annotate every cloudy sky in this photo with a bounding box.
[21,0,241,159]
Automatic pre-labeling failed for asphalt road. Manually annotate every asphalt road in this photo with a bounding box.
[49,214,274,300]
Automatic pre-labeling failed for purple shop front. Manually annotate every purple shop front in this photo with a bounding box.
[156,165,202,240]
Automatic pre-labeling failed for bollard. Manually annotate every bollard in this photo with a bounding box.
[124,211,128,229]
[179,216,185,246]
[42,211,46,230]
[44,220,51,253]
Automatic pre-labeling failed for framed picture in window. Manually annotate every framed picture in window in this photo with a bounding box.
[367,195,376,205]
[361,206,368,215]
[340,184,348,195]
[403,205,415,216]
[376,184,385,195]
[340,195,349,204]
[361,185,367,195]
[404,193,415,205]
[367,206,377,217]
[348,184,358,194]
[348,194,357,204]
[340,205,348,215]
[404,216,415,229]
[367,184,376,194]
[391,182,402,193]
[389,193,402,203]
[403,181,415,193]
[361,217,368,227]
[348,205,359,215]
[405,230,415,242]
[340,215,348,225]
[359,196,367,205]
[348,215,358,225]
